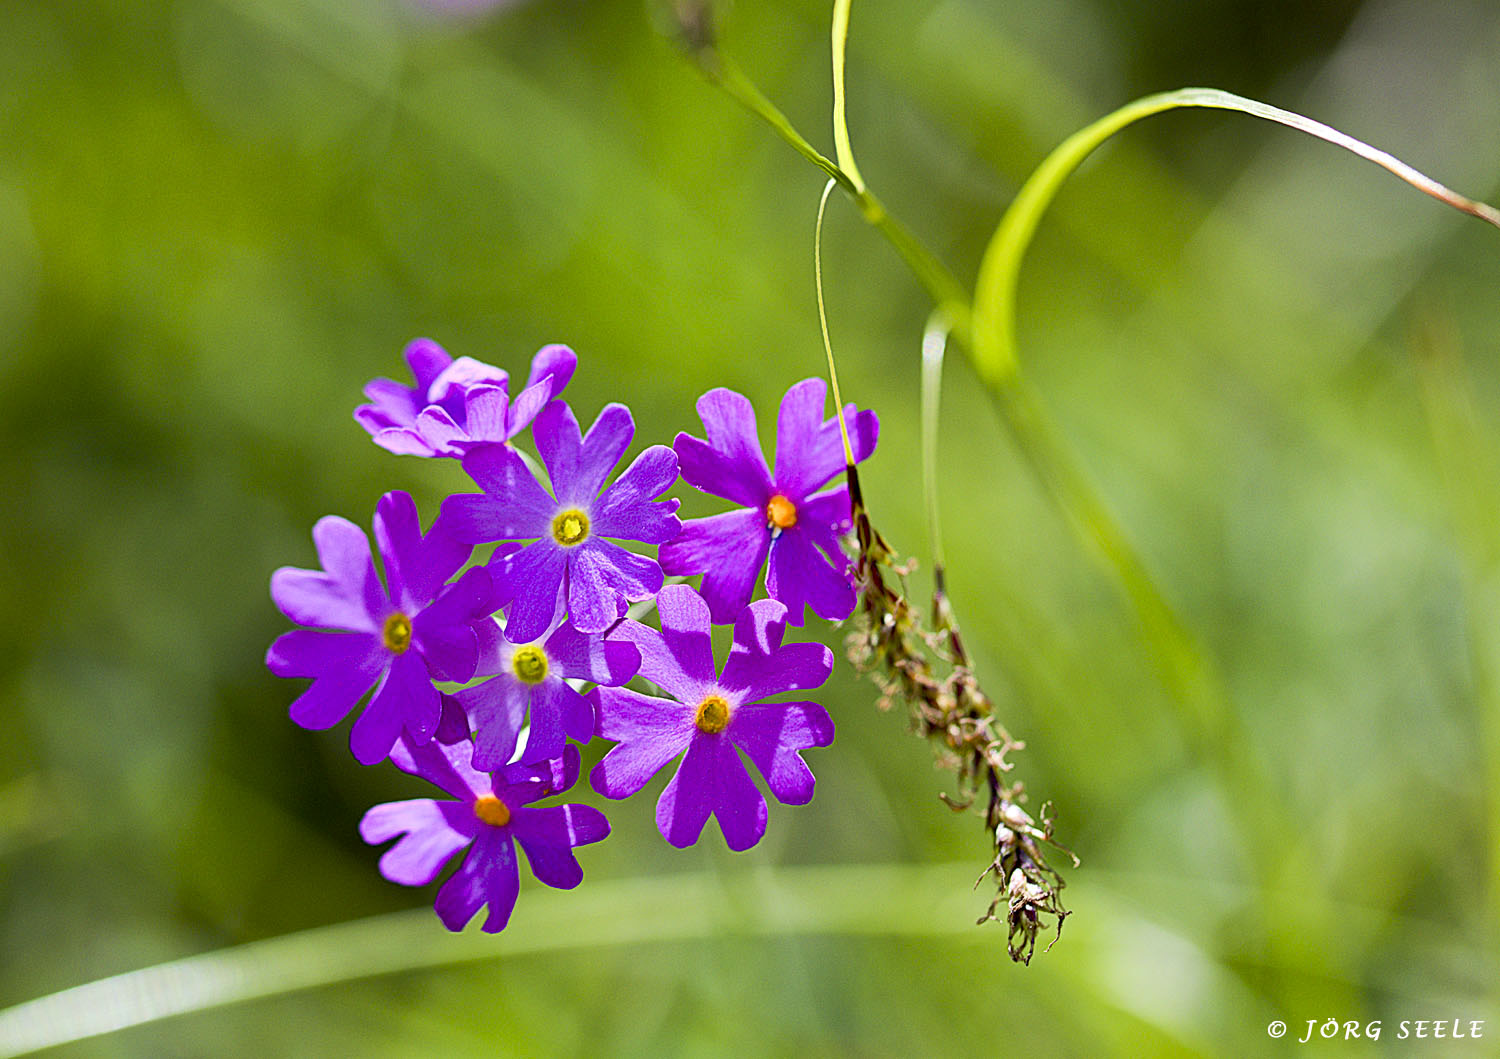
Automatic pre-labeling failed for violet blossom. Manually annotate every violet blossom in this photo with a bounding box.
[355,338,575,458]
[450,613,640,770]
[267,491,497,765]
[591,584,834,851]
[438,400,680,643]
[361,738,608,933]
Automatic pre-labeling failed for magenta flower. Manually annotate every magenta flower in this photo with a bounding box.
[450,614,640,770]
[438,400,681,643]
[354,338,575,458]
[267,491,498,765]
[360,737,608,933]
[661,378,878,626]
[591,584,834,851]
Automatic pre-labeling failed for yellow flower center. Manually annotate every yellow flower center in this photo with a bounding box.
[473,795,511,827]
[382,612,413,654]
[694,694,732,734]
[766,494,797,530]
[511,645,549,685]
[552,508,590,546]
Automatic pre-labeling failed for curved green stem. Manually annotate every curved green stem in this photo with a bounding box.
[700,52,1498,1004]
[704,49,972,342]
[972,87,1500,384]
[831,0,866,194]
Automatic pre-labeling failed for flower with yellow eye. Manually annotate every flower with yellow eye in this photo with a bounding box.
[439,400,680,643]
[591,585,834,851]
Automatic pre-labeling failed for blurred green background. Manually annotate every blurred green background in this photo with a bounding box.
[3,0,1499,1054]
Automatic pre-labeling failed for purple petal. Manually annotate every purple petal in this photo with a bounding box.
[719,598,834,701]
[514,680,594,765]
[654,582,718,685]
[371,427,443,458]
[436,693,471,744]
[493,542,569,645]
[435,829,519,933]
[283,653,387,730]
[502,379,553,442]
[404,337,454,394]
[351,651,440,765]
[455,676,529,772]
[516,681,567,765]
[675,388,773,508]
[568,403,635,504]
[444,446,556,541]
[391,732,493,802]
[355,379,422,436]
[773,377,879,498]
[605,586,713,699]
[305,516,387,626]
[523,344,577,399]
[412,406,468,456]
[269,568,373,634]
[532,400,582,500]
[375,491,469,612]
[592,445,681,543]
[513,803,609,889]
[360,799,476,886]
[427,355,508,414]
[797,486,854,556]
[266,628,381,679]
[412,565,496,682]
[471,612,508,677]
[707,738,770,851]
[729,701,834,805]
[591,687,693,798]
[457,384,510,445]
[553,680,598,742]
[658,509,770,625]
[655,735,717,848]
[566,540,663,633]
[765,526,856,626]
[544,622,640,686]
[498,743,582,798]
[353,338,452,436]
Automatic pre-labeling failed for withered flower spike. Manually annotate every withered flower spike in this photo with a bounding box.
[845,463,1073,963]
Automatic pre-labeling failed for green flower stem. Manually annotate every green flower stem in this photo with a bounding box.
[703,52,972,343]
[707,51,1259,817]
[700,56,1374,1009]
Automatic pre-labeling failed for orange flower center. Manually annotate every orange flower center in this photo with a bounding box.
[473,795,511,827]
[766,494,797,530]
[694,694,732,734]
[382,612,413,654]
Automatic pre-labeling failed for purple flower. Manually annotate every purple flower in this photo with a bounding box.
[591,584,834,851]
[661,378,878,626]
[267,491,498,765]
[439,400,681,644]
[450,615,640,770]
[354,339,576,458]
[360,737,608,933]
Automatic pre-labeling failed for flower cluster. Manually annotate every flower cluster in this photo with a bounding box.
[268,340,877,932]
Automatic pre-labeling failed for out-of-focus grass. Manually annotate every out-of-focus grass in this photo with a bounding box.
[1,0,1497,1054]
